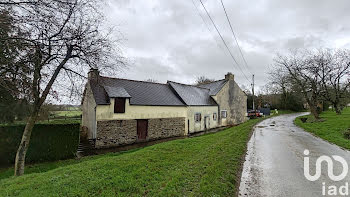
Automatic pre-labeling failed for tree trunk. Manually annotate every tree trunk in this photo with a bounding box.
[282,88,287,110]
[309,102,320,120]
[13,46,72,176]
[334,104,342,115]
[302,91,320,120]
[310,106,320,119]
[14,108,39,176]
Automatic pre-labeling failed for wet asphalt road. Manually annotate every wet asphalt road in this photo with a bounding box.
[239,113,350,197]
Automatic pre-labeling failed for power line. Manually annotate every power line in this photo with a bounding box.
[198,0,252,84]
[219,0,253,75]
[190,0,225,52]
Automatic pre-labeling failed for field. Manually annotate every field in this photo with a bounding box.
[0,110,82,126]
[295,107,350,150]
[51,110,82,117]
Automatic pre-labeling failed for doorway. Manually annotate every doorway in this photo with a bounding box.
[204,116,210,130]
[137,119,148,140]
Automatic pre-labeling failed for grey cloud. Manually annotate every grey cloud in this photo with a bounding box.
[105,0,350,92]
[283,35,325,49]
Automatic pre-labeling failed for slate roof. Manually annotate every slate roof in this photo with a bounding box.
[168,81,217,106]
[90,77,186,106]
[90,80,110,105]
[197,79,227,96]
[104,86,131,98]
[89,76,224,106]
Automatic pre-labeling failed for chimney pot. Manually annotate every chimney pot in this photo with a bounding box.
[225,72,234,81]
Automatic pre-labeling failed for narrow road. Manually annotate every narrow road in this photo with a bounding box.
[239,113,350,197]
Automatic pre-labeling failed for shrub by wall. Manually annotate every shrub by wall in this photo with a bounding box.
[0,123,80,165]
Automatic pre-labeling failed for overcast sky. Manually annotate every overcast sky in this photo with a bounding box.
[102,0,350,92]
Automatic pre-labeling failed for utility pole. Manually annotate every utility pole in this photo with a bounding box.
[252,74,255,110]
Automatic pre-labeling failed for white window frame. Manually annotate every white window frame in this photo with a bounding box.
[213,113,217,121]
[221,110,227,118]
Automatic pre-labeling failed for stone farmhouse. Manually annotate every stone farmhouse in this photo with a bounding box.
[82,69,247,148]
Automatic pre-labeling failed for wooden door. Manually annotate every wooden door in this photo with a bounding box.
[137,120,148,140]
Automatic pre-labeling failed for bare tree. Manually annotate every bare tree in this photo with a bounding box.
[240,84,251,95]
[273,49,350,117]
[195,76,215,85]
[268,67,290,109]
[273,51,323,119]
[145,78,158,83]
[1,0,125,176]
[315,49,350,114]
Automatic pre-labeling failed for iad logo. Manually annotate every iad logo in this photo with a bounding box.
[304,149,349,196]
[303,149,348,181]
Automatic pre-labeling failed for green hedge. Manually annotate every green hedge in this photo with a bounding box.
[0,123,80,165]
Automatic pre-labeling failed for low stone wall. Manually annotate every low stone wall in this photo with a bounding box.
[95,119,137,148]
[95,117,185,148]
[148,117,186,140]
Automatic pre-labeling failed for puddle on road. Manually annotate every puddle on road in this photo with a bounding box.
[269,121,276,127]
[257,126,266,128]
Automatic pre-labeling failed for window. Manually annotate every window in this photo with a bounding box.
[213,113,217,121]
[114,98,126,113]
[221,110,227,118]
[194,113,201,122]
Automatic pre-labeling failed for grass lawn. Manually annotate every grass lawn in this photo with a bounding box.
[0,154,107,181]
[0,120,261,196]
[295,107,350,150]
[0,111,293,196]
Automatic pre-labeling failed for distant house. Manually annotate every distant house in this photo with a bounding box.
[82,69,247,148]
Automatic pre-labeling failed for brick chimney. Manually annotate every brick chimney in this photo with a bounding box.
[225,72,234,81]
[88,68,100,82]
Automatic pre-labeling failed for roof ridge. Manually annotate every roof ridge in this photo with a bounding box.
[167,80,210,91]
[211,78,226,83]
[100,76,167,86]
[197,79,227,86]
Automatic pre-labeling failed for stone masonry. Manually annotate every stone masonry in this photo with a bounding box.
[148,117,185,140]
[96,119,137,148]
[228,80,248,125]
[95,117,185,148]
[216,80,248,125]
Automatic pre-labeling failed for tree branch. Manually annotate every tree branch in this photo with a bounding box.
[62,67,87,79]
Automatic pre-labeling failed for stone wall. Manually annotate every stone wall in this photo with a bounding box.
[148,117,186,140]
[95,117,185,148]
[81,82,97,139]
[228,80,248,125]
[96,119,137,148]
[215,80,248,125]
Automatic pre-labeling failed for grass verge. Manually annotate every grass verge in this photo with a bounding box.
[0,111,292,196]
[295,107,350,150]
